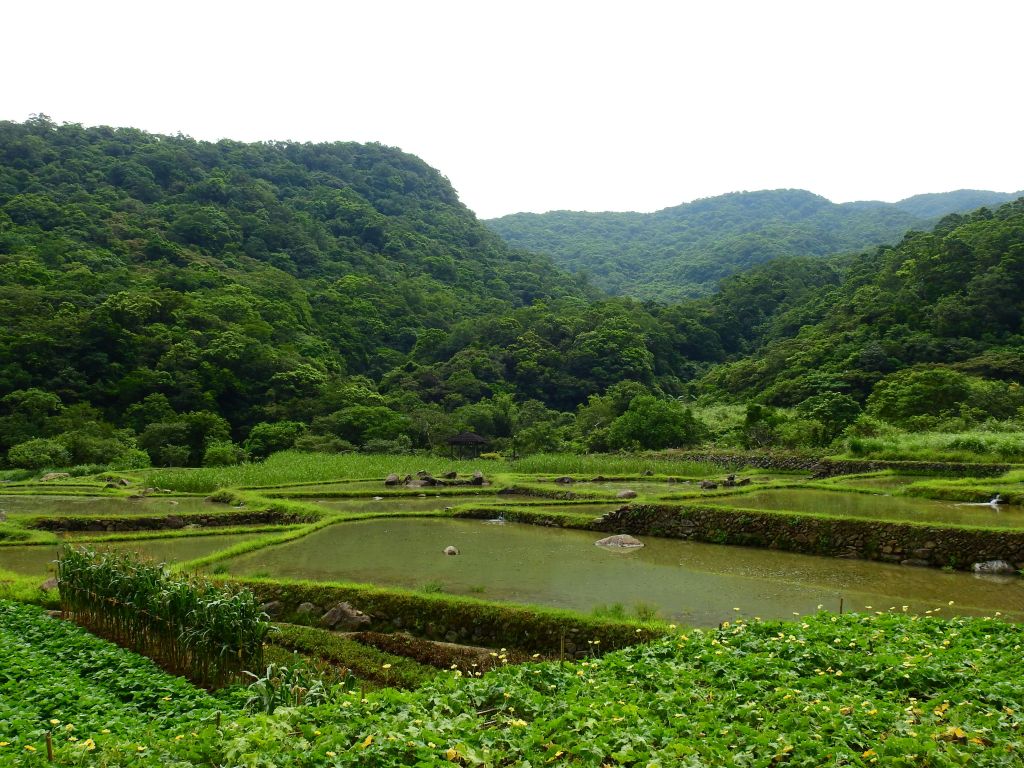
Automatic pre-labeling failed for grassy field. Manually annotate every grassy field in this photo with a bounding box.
[140,451,722,494]
[841,429,1024,463]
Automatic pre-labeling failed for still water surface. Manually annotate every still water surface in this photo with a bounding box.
[0,534,259,576]
[220,518,1024,625]
[0,494,217,517]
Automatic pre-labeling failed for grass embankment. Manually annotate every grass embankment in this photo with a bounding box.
[227,576,664,654]
[841,429,1024,463]
[271,624,438,689]
[4,600,1023,766]
[904,470,1024,505]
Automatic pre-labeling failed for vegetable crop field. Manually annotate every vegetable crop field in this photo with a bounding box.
[2,601,1023,766]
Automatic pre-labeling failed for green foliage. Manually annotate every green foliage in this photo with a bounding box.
[244,421,305,460]
[5,602,1024,766]
[271,623,438,689]
[57,546,270,687]
[6,438,71,469]
[202,440,245,467]
[606,395,704,450]
[488,189,938,300]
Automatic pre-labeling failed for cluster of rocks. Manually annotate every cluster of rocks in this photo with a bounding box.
[385,470,486,488]
[259,599,371,630]
[698,474,752,490]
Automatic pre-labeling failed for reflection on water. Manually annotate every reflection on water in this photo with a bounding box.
[0,534,259,576]
[220,518,1024,626]
[701,489,1024,529]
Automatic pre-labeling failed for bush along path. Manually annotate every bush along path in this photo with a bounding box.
[3,599,1024,765]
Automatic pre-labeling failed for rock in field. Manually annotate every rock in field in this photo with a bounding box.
[40,472,70,482]
[384,473,401,486]
[443,545,460,556]
[320,601,370,630]
[258,600,285,618]
[616,489,637,499]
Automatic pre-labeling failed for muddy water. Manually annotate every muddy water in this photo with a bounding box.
[219,518,1024,625]
[699,489,1024,528]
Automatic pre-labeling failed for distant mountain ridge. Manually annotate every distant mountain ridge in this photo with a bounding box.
[486,188,1022,301]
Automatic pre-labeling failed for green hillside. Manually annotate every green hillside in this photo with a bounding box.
[700,202,1024,412]
[893,189,1023,219]
[486,189,1019,301]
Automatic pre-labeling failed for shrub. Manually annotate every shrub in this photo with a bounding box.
[7,437,71,469]
[203,440,245,467]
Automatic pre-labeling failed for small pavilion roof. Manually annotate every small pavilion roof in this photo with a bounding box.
[447,431,488,445]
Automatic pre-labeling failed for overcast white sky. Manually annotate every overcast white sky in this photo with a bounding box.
[4,0,1023,218]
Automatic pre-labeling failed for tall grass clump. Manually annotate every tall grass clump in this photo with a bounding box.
[57,546,269,687]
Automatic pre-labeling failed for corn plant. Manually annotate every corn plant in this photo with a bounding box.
[56,546,269,687]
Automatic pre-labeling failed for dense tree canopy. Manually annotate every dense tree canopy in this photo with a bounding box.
[1,117,1022,467]
[486,189,1019,301]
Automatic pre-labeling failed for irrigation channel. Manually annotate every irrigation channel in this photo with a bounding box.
[2,472,1023,627]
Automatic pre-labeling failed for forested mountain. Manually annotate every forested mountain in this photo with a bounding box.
[893,189,1023,219]
[1,117,1021,468]
[486,189,1019,301]
[0,117,596,464]
[700,201,1024,410]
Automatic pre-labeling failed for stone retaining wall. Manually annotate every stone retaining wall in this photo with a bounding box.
[597,504,1024,572]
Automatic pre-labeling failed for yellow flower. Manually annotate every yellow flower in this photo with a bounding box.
[137,745,147,751]
[382,663,392,669]
[446,747,459,761]
[359,735,373,749]
[0,742,8,747]
[50,719,60,725]
[101,729,111,734]
[25,746,36,752]
[327,751,337,757]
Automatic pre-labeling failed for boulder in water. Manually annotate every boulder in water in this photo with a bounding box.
[595,534,644,549]
[443,545,460,556]
[384,473,401,486]
[616,489,638,499]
